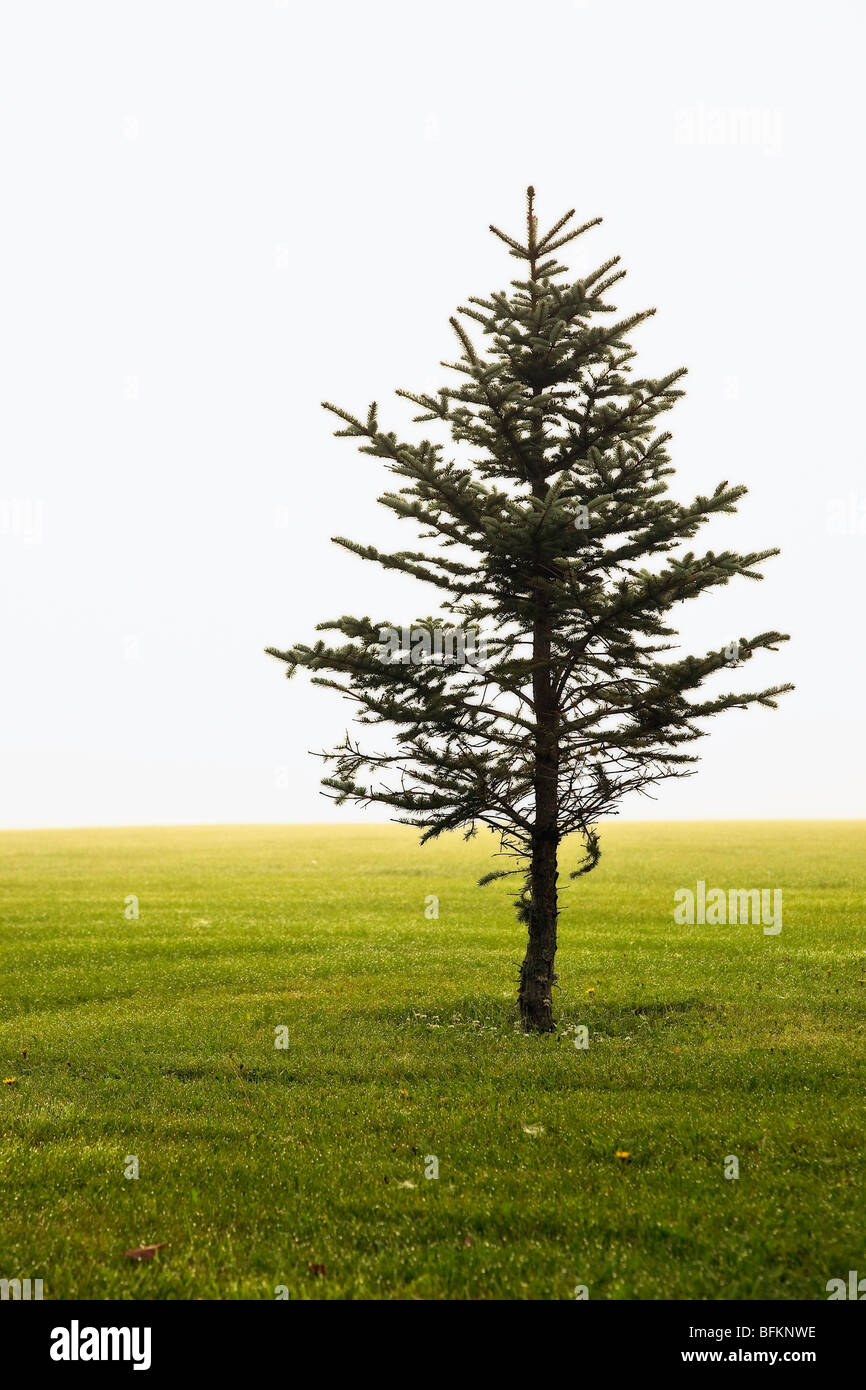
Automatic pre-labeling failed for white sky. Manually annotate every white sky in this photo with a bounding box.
[1,0,863,829]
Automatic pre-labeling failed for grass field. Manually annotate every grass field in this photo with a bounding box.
[1,820,865,1301]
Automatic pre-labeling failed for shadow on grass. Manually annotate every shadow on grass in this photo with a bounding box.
[574,998,729,1036]
[365,994,723,1037]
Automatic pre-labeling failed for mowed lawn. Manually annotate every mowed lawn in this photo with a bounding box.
[1,821,864,1301]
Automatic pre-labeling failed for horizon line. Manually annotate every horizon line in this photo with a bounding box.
[1,817,864,835]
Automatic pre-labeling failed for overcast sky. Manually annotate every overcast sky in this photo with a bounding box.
[1,0,863,828]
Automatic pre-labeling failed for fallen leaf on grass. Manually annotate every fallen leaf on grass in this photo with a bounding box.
[522,1123,545,1136]
[124,1243,166,1261]
[395,1180,416,1189]
[308,1263,326,1277]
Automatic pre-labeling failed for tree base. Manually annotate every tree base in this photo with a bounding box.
[518,987,556,1034]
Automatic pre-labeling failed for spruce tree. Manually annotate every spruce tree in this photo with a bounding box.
[267,188,792,1033]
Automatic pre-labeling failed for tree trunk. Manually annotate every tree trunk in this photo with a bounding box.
[519,551,560,1032]
[518,832,559,1032]
[520,226,561,1034]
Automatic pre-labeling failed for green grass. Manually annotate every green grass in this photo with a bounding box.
[1,821,865,1300]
